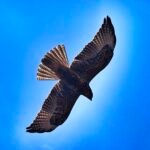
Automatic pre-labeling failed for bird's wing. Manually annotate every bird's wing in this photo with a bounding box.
[70,16,116,82]
[26,81,80,133]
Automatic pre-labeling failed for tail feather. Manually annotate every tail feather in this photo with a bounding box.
[37,64,58,80]
[54,45,69,66]
[37,45,69,80]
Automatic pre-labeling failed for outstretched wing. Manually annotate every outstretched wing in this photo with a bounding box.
[26,81,80,133]
[70,16,116,82]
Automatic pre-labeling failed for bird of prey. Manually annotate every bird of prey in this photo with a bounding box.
[26,16,116,133]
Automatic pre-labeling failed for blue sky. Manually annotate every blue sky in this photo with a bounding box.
[0,0,150,149]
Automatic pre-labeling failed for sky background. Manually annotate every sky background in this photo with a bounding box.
[0,0,150,150]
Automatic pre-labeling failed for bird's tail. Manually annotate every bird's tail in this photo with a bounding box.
[37,45,69,80]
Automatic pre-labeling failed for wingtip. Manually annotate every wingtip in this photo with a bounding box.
[26,124,35,133]
[106,16,112,23]
[26,126,53,133]
[26,126,30,130]
[26,127,37,133]
[106,15,110,19]
[26,125,32,132]
[26,128,32,133]
[26,129,34,133]
[103,16,112,25]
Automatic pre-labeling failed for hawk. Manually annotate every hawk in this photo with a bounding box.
[26,16,116,133]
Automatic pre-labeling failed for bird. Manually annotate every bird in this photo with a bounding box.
[26,16,116,133]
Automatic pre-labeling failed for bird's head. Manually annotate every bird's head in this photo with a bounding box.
[81,83,93,101]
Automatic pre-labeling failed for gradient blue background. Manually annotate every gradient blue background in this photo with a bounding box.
[0,0,150,149]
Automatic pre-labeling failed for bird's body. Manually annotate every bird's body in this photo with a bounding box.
[26,16,116,133]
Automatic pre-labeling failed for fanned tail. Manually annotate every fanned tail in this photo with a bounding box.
[37,45,69,80]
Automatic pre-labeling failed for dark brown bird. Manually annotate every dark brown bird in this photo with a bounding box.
[26,16,116,133]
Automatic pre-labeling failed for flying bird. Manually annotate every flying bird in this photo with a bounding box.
[26,16,116,133]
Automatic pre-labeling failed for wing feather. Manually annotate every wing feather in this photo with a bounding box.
[75,16,116,61]
[70,16,116,82]
[26,81,80,133]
